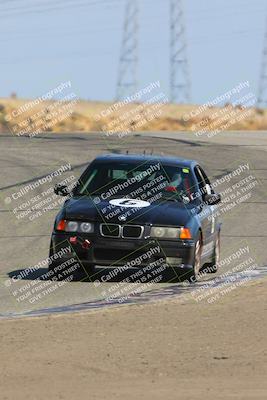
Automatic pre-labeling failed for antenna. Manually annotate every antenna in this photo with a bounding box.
[116,0,139,101]
[170,0,191,104]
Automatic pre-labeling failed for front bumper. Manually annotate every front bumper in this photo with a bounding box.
[50,232,196,272]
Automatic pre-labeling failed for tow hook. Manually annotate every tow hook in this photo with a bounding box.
[69,237,91,249]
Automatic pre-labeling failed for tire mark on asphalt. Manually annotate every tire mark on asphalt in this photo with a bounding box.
[0,265,267,320]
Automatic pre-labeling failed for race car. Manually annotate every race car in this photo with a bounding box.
[49,154,222,282]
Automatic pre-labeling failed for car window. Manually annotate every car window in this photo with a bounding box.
[79,169,98,194]
[194,166,208,198]
[194,165,214,199]
[194,166,205,188]
[74,161,196,203]
[112,169,128,179]
[198,166,213,194]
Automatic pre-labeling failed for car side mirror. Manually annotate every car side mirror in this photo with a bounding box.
[204,193,221,205]
[54,184,70,197]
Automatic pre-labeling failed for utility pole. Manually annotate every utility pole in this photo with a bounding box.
[170,0,191,103]
[258,17,267,107]
[116,0,138,101]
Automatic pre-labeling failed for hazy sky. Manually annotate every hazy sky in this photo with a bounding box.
[0,0,266,104]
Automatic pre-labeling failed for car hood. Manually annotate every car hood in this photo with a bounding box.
[64,196,192,226]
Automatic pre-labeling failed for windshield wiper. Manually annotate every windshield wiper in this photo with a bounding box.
[159,194,181,202]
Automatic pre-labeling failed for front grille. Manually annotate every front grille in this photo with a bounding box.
[100,223,143,239]
[122,225,143,239]
[100,224,120,237]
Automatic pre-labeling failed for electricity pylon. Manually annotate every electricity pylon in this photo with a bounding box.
[116,0,138,100]
[258,17,267,107]
[170,0,191,103]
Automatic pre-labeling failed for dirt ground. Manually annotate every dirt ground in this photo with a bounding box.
[0,278,266,400]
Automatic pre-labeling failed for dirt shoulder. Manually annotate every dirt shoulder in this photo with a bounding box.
[0,278,266,400]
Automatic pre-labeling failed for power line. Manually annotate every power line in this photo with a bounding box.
[0,0,122,18]
[0,0,101,12]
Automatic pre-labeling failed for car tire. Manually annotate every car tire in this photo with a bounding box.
[183,233,202,283]
[203,230,220,274]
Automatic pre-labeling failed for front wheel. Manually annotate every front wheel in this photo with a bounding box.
[183,234,202,283]
[192,235,202,281]
[203,231,220,273]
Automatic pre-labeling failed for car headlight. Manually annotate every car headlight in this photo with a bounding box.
[80,222,94,233]
[150,226,191,239]
[56,220,94,233]
[65,221,79,232]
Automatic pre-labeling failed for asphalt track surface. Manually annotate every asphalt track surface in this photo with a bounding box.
[0,131,267,318]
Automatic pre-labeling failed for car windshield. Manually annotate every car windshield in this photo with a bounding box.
[73,161,195,203]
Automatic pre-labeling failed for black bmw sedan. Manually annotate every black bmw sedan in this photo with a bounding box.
[49,154,222,282]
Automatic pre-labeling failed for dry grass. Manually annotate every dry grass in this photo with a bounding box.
[0,97,267,134]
